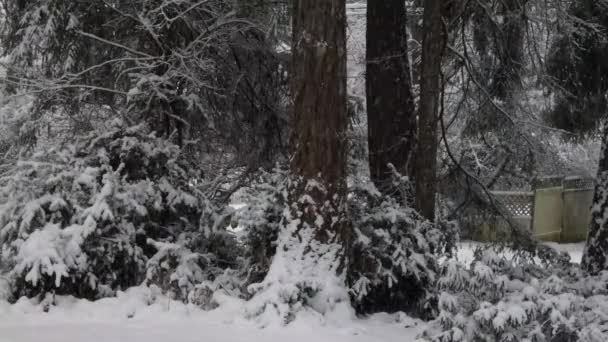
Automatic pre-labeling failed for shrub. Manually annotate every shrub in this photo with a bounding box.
[0,120,234,301]
[232,168,287,287]
[347,179,457,318]
[235,169,456,320]
[424,248,608,342]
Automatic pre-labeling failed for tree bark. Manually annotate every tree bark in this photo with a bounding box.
[414,0,445,221]
[291,0,349,261]
[244,2,350,317]
[582,125,608,274]
[366,0,417,196]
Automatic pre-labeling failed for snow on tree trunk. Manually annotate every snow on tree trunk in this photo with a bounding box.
[582,125,608,274]
[414,0,444,221]
[290,0,349,273]
[246,0,352,325]
[366,0,417,196]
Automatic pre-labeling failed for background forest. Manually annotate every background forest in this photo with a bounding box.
[1,0,608,341]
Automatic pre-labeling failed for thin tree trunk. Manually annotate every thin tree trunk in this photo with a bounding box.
[366,0,417,196]
[291,0,349,262]
[414,0,444,221]
[582,125,608,274]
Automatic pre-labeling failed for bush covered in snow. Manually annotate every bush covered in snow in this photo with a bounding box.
[424,247,608,342]
[243,176,352,326]
[0,120,235,301]
[234,169,457,321]
[232,168,287,286]
[348,178,457,318]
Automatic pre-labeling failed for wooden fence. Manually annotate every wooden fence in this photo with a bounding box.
[477,176,594,243]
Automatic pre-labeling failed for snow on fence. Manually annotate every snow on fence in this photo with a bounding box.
[480,176,594,243]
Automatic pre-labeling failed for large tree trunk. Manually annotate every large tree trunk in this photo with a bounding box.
[246,0,351,321]
[366,0,417,196]
[292,0,348,194]
[582,126,608,274]
[414,0,444,221]
[292,0,349,264]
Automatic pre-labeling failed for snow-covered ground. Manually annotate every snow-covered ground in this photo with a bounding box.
[0,287,425,342]
[0,242,584,342]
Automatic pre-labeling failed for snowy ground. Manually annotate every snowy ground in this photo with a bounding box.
[0,241,584,342]
[0,288,425,342]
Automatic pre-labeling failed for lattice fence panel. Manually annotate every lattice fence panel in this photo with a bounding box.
[493,192,534,217]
